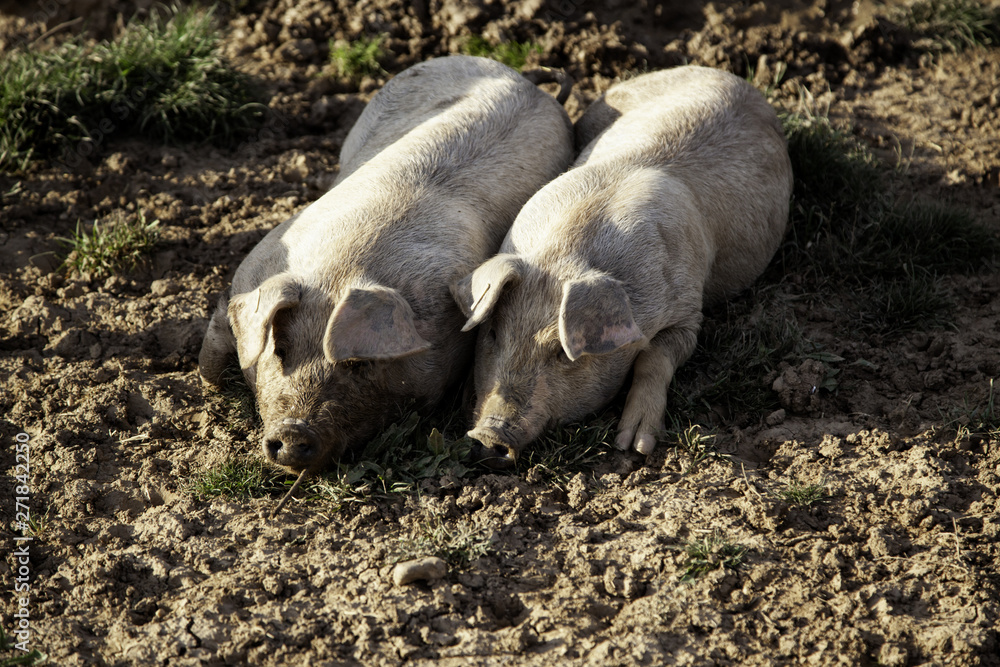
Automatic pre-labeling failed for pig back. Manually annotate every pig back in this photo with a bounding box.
[234,55,573,297]
[337,55,573,190]
[575,66,792,303]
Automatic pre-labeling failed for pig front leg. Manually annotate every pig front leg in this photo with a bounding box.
[615,325,699,455]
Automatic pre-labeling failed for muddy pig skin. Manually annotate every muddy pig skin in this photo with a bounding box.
[452,66,792,465]
[198,56,574,473]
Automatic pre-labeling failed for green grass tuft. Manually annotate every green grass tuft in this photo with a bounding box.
[0,6,265,172]
[856,269,951,336]
[519,414,614,483]
[779,479,829,507]
[308,411,474,509]
[945,377,1000,440]
[59,210,160,278]
[893,0,1000,52]
[328,34,388,81]
[461,35,542,71]
[677,530,747,582]
[0,625,46,666]
[190,455,291,499]
[394,511,493,568]
[665,422,730,473]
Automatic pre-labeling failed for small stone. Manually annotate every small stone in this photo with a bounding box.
[392,557,448,586]
[282,154,310,182]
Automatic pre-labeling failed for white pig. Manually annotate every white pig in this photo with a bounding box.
[451,66,793,465]
[198,56,573,473]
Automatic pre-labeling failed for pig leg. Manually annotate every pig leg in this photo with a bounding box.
[198,295,237,387]
[615,326,699,455]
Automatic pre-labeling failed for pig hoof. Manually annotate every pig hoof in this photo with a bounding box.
[613,431,634,451]
[634,434,656,456]
[471,442,518,469]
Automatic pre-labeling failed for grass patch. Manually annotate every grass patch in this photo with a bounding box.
[518,414,614,483]
[328,34,388,81]
[460,35,542,71]
[190,456,290,499]
[308,411,475,510]
[892,0,1000,52]
[59,210,160,278]
[779,479,829,507]
[945,377,1000,440]
[673,293,802,423]
[0,6,264,173]
[1,181,21,200]
[394,511,493,568]
[0,626,46,666]
[780,112,1000,284]
[774,111,1000,337]
[676,530,747,582]
[665,422,729,473]
[190,411,474,506]
[856,269,951,336]
[774,112,887,281]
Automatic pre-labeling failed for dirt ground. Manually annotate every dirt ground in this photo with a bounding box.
[2,0,1000,665]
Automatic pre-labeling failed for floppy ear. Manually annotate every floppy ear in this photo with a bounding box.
[559,275,644,362]
[450,254,521,331]
[324,286,432,362]
[228,273,301,369]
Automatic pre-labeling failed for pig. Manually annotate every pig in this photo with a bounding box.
[198,56,574,473]
[451,66,793,466]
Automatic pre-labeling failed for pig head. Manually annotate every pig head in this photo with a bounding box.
[451,253,646,466]
[224,273,433,471]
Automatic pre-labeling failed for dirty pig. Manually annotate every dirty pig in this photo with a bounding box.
[452,66,793,466]
[198,56,573,473]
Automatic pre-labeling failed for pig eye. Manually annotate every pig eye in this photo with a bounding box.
[553,347,570,364]
[341,360,372,373]
[482,325,497,346]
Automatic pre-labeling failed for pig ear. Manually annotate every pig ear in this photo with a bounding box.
[324,286,432,362]
[450,254,521,331]
[559,276,644,362]
[228,273,302,369]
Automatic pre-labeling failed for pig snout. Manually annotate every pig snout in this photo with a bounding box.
[263,417,322,471]
[468,387,545,468]
[467,419,520,469]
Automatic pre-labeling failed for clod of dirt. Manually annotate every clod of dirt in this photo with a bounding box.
[392,557,448,586]
[150,278,181,297]
[772,359,826,413]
